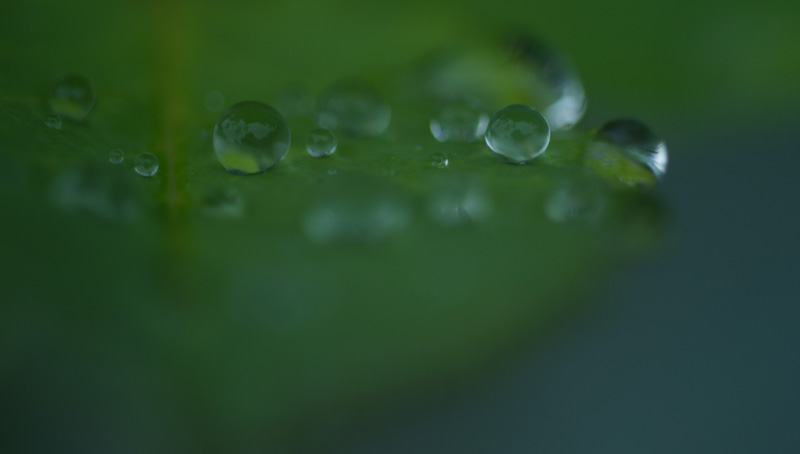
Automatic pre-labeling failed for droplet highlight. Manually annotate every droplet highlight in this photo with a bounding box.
[431,153,449,168]
[316,81,391,136]
[306,128,338,157]
[213,101,291,174]
[134,152,159,177]
[485,104,550,163]
[584,119,668,188]
[49,74,96,122]
[429,100,489,143]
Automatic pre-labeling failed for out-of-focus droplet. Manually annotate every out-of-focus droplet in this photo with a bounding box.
[544,182,606,224]
[51,163,139,221]
[203,187,244,218]
[429,99,489,143]
[584,119,668,188]
[45,115,61,129]
[134,152,159,177]
[306,127,338,157]
[485,104,550,163]
[49,74,96,122]
[316,81,391,136]
[428,178,492,227]
[213,101,291,174]
[431,153,449,168]
[109,149,124,164]
[276,84,314,117]
[204,90,225,112]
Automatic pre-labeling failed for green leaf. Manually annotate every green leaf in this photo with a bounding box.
[0,0,665,450]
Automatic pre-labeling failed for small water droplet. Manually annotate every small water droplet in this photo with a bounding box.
[485,104,550,163]
[109,149,124,164]
[584,119,668,188]
[428,178,492,227]
[302,175,410,244]
[204,90,225,112]
[203,187,244,218]
[45,115,61,129]
[276,84,314,117]
[429,99,489,142]
[431,153,449,168]
[134,152,159,177]
[213,101,291,174]
[316,81,391,136]
[306,127,338,157]
[49,74,96,122]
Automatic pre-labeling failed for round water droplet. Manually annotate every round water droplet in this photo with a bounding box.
[429,100,489,143]
[109,149,124,164]
[316,81,391,136]
[485,104,550,163]
[49,74,96,122]
[203,187,244,218]
[431,153,449,168]
[134,152,159,177]
[45,115,62,130]
[213,101,291,175]
[584,119,668,188]
[428,178,492,227]
[306,128,338,157]
[204,90,225,112]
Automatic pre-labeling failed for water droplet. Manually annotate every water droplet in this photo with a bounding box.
[213,101,291,174]
[306,127,338,157]
[52,163,139,221]
[45,115,61,130]
[49,74,96,122]
[109,149,124,164]
[316,81,391,136]
[134,152,159,177]
[302,175,410,244]
[276,84,314,117]
[544,182,606,224]
[203,187,244,218]
[327,169,338,175]
[485,104,550,163]
[428,178,492,226]
[429,99,489,142]
[204,90,225,112]
[431,153,449,168]
[584,119,668,188]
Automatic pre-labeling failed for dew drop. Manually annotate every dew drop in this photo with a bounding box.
[45,115,62,130]
[213,101,291,174]
[49,74,96,122]
[316,81,391,136]
[431,153,449,168]
[306,127,338,157]
[204,90,225,112]
[485,104,550,163]
[109,149,124,165]
[429,100,489,143]
[584,119,668,188]
[134,152,159,177]
[327,169,338,175]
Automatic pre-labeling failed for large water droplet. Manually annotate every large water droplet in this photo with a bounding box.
[213,101,291,174]
[45,115,61,130]
[316,81,391,136]
[584,119,668,188]
[109,149,124,164]
[306,127,338,157]
[429,99,489,143]
[485,104,550,163]
[49,74,96,122]
[302,175,410,244]
[428,178,492,226]
[134,152,159,177]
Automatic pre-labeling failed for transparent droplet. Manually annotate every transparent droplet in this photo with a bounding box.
[203,187,244,218]
[485,104,550,163]
[134,152,159,177]
[45,115,62,130]
[213,101,291,174]
[204,90,225,112]
[276,84,314,117]
[327,169,338,175]
[428,178,492,227]
[316,81,391,136]
[584,119,668,188]
[306,128,338,157]
[544,182,606,224]
[302,175,410,244]
[429,100,489,142]
[431,153,449,168]
[51,163,139,221]
[109,149,124,165]
[49,74,96,122]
